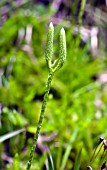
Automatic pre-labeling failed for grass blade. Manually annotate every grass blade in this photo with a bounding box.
[60,127,78,170]
[0,128,25,143]
[74,148,82,170]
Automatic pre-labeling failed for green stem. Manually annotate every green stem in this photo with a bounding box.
[26,71,54,170]
[76,0,86,47]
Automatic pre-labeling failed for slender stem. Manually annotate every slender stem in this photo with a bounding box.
[26,71,53,170]
[78,0,86,28]
[76,0,86,47]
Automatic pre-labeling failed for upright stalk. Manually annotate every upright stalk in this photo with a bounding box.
[26,71,53,170]
[76,0,86,47]
[26,22,66,170]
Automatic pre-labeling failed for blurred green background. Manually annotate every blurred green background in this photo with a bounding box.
[0,0,107,170]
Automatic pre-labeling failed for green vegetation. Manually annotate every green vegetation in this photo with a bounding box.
[26,22,66,170]
[0,1,107,170]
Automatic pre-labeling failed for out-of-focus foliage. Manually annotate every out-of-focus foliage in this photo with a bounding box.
[0,1,107,170]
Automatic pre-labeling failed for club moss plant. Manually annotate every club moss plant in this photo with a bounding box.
[26,22,66,170]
